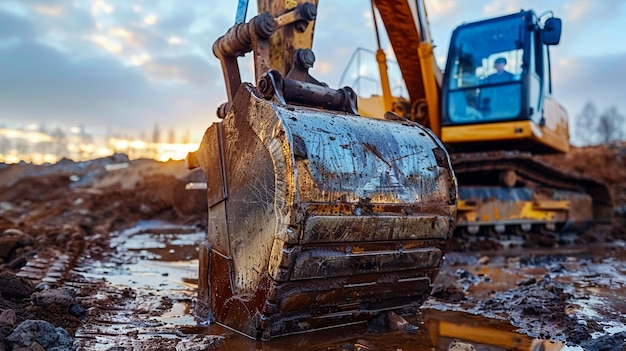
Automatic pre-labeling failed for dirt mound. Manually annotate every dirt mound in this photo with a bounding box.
[542,144,626,240]
[0,155,207,270]
[541,144,626,206]
[0,155,208,350]
[0,272,34,300]
[1,147,624,350]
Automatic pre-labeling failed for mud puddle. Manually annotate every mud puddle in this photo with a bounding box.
[70,221,584,350]
[73,220,204,349]
[186,309,574,351]
[428,242,626,349]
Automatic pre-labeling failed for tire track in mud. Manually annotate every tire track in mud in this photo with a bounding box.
[69,222,223,351]
[13,222,222,350]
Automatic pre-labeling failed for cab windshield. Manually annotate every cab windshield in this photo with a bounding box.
[446,15,526,123]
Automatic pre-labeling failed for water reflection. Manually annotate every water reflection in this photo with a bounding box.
[175,309,570,351]
[422,310,569,351]
[81,221,579,350]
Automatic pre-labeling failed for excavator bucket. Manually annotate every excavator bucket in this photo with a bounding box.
[188,82,457,340]
[186,2,457,340]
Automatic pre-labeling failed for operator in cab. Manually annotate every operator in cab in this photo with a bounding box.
[486,57,514,83]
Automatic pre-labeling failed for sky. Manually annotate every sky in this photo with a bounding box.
[1,0,625,143]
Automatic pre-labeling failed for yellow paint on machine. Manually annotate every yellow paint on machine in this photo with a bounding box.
[441,120,570,153]
[457,199,568,224]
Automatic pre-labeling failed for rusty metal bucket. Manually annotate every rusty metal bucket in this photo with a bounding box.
[188,83,457,340]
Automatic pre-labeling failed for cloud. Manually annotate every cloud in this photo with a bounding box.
[143,55,215,86]
[33,4,63,16]
[0,9,35,40]
[562,0,625,23]
[1,0,625,146]
[425,0,457,17]
[143,14,157,26]
[553,53,626,145]
[91,0,114,16]
[553,53,626,119]
[311,2,377,86]
[0,1,231,140]
[482,0,525,16]
[0,38,223,135]
[90,34,122,53]
[0,40,140,121]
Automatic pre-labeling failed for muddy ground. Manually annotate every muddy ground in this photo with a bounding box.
[1,145,625,351]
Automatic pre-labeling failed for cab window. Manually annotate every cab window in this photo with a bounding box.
[446,15,526,123]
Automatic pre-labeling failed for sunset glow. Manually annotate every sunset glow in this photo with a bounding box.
[0,127,199,164]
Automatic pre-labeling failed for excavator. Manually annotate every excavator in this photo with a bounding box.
[186,0,612,341]
[358,2,612,242]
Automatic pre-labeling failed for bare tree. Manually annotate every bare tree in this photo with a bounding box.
[574,102,625,146]
[151,123,161,159]
[573,102,597,146]
[597,107,625,145]
[181,129,190,144]
[52,127,67,158]
[0,135,10,156]
[152,123,161,144]
[168,128,176,144]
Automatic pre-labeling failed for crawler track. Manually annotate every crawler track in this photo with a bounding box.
[452,151,612,213]
[13,223,219,350]
[451,151,613,241]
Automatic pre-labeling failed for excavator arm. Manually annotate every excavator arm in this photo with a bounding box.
[372,0,442,134]
[187,0,457,340]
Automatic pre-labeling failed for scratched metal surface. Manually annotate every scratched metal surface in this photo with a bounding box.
[193,84,457,338]
[280,104,452,205]
[218,84,456,288]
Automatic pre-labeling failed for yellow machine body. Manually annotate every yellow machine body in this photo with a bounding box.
[362,2,612,238]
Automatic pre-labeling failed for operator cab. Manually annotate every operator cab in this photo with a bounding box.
[441,11,568,153]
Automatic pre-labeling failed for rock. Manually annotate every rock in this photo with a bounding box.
[455,269,479,291]
[35,282,58,292]
[140,204,151,214]
[32,341,47,351]
[386,311,409,331]
[0,229,34,259]
[6,320,73,351]
[0,309,16,327]
[32,288,77,309]
[175,335,224,351]
[0,202,15,212]
[0,233,20,259]
[13,341,46,351]
[16,234,34,247]
[580,330,626,351]
[66,234,85,255]
[477,256,490,265]
[431,285,466,303]
[2,228,24,236]
[54,233,68,246]
[69,304,86,317]
[7,255,27,269]
[354,339,374,351]
[516,277,537,286]
[455,269,474,280]
[0,271,35,299]
[7,256,28,269]
[447,339,477,351]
